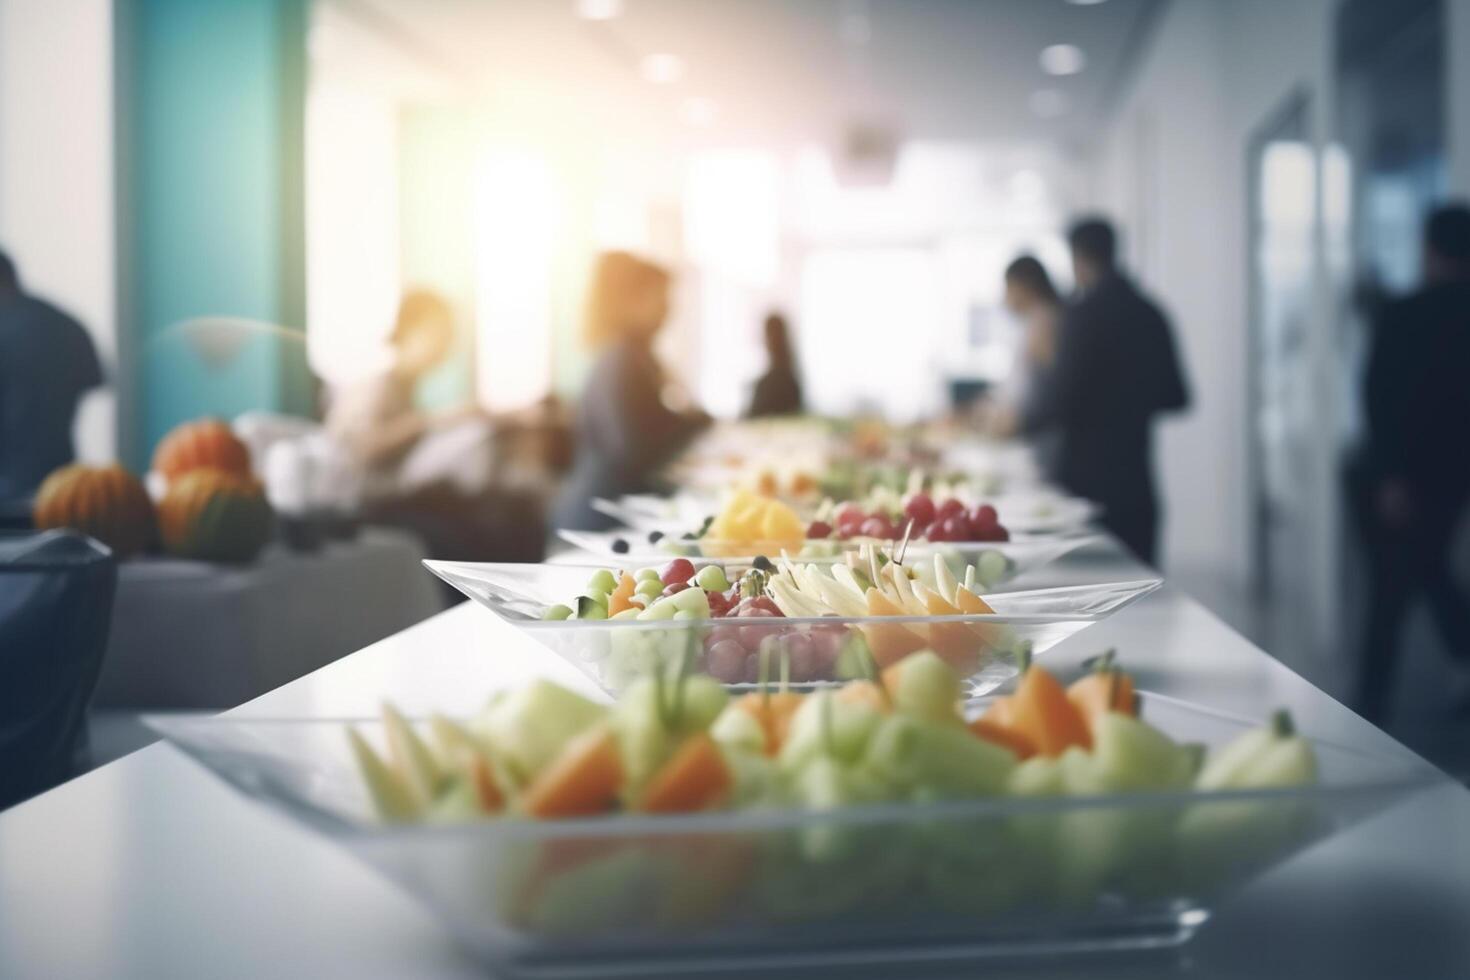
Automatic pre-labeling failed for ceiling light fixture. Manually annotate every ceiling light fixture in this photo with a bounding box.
[1040,43,1086,75]
[1065,0,1109,6]
[640,52,685,84]
[1029,89,1070,118]
[576,0,622,20]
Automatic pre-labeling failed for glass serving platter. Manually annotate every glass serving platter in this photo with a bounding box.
[424,560,1161,699]
[148,693,1442,978]
[557,527,1102,589]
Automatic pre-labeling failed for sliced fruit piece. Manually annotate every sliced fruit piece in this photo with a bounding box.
[861,587,928,667]
[732,691,805,756]
[522,723,624,819]
[430,714,508,811]
[952,587,995,614]
[1009,665,1092,757]
[607,573,637,616]
[834,678,890,714]
[639,734,733,813]
[968,716,1036,760]
[382,703,444,808]
[1066,651,1136,730]
[347,727,420,822]
[880,650,962,724]
[919,586,983,674]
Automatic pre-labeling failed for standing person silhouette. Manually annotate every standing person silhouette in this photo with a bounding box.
[0,250,103,502]
[746,312,804,418]
[1350,203,1470,723]
[552,252,710,530]
[1021,218,1190,565]
[994,255,1064,480]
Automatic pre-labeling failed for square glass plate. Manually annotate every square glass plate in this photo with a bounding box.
[557,527,1102,587]
[148,694,1442,978]
[424,560,1161,699]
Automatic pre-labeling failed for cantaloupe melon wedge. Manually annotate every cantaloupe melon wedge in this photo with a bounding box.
[922,589,983,674]
[862,588,928,667]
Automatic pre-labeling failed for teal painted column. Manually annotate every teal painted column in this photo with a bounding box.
[119,0,312,469]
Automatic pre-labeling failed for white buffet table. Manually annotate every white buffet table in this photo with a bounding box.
[2,539,1468,979]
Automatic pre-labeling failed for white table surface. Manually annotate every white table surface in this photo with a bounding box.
[2,541,1468,979]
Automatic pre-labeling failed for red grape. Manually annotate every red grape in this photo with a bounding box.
[706,640,746,682]
[937,498,966,520]
[972,504,999,528]
[836,504,866,526]
[903,493,936,525]
[860,516,897,540]
[736,596,782,616]
[662,581,689,596]
[707,624,741,647]
[660,558,696,585]
[807,520,833,539]
[940,514,969,541]
[781,632,816,681]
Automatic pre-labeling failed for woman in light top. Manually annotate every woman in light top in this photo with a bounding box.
[327,290,487,501]
[552,252,709,530]
[993,255,1063,478]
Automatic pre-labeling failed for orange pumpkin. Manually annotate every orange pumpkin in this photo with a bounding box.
[152,419,252,483]
[157,468,274,562]
[32,463,155,559]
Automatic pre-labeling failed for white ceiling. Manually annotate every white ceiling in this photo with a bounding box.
[325,0,1162,154]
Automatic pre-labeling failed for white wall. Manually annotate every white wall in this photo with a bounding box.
[0,0,117,462]
[1086,0,1338,628]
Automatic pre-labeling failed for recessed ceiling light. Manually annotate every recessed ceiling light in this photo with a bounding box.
[1066,0,1109,6]
[1029,89,1069,118]
[576,0,622,20]
[682,97,718,127]
[640,53,685,84]
[1040,43,1086,76]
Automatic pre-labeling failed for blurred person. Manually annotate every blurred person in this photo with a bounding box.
[989,255,1063,478]
[1349,203,1470,723]
[747,311,804,417]
[552,252,710,530]
[0,249,103,502]
[1019,218,1190,565]
[326,290,489,501]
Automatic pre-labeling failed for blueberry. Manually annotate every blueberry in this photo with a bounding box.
[752,555,774,571]
[648,530,665,544]
[611,538,630,554]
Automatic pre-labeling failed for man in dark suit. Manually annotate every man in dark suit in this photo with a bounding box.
[1022,218,1190,566]
[1350,203,1470,723]
[0,249,103,502]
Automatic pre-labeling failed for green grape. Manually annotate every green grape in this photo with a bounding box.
[587,569,618,595]
[542,603,573,621]
[694,564,730,592]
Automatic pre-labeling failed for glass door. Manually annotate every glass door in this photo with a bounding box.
[1248,94,1318,660]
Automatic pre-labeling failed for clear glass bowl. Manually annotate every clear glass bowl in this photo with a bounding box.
[557,527,1102,587]
[147,694,1442,977]
[424,560,1161,698]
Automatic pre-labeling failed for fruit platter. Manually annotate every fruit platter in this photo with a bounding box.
[150,655,1437,973]
[593,475,1095,535]
[570,489,1099,582]
[426,546,1161,697]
